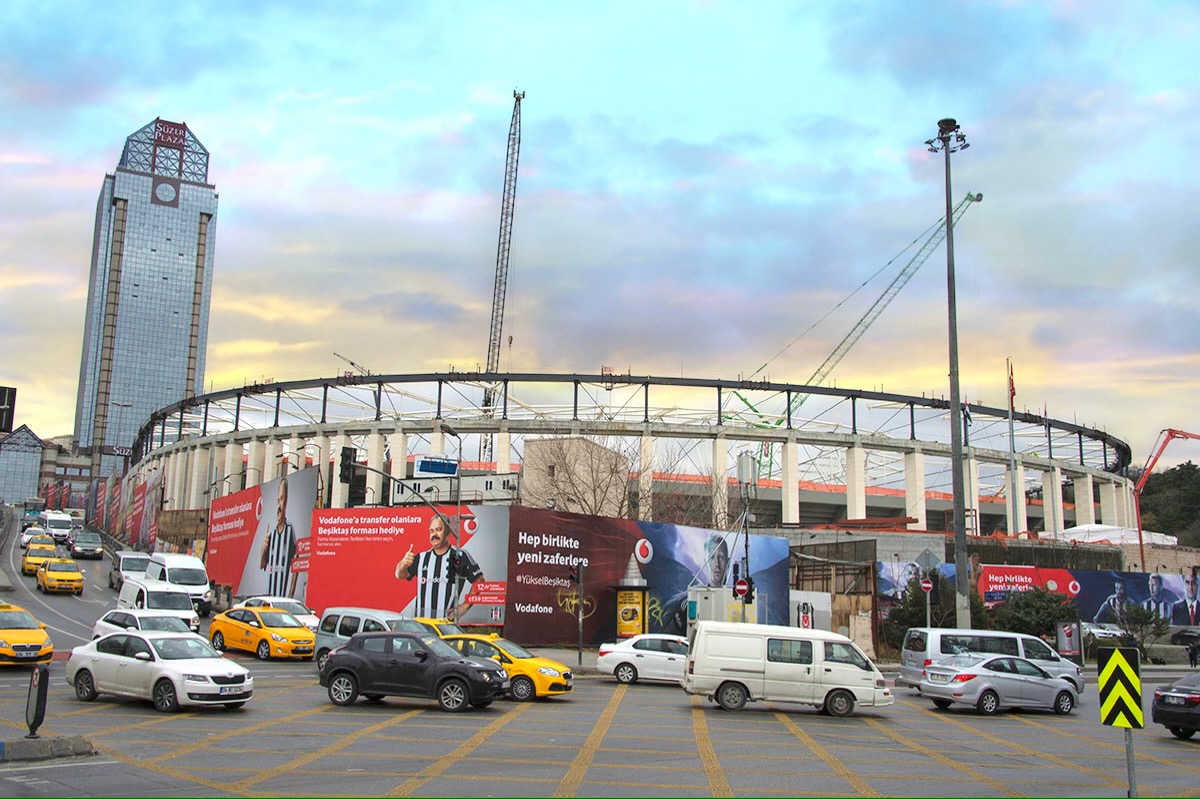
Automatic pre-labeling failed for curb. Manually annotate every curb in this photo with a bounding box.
[0,735,96,762]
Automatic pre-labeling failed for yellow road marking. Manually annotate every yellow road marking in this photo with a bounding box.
[551,684,627,798]
[1008,714,1200,776]
[689,697,734,797]
[863,717,1023,796]
[775,713,881,796]
[143,704,332,766]
[98,742,256,797]
[386,702,533,796]
[65,712,180,738]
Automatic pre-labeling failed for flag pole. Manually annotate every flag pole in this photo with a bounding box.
[1007,358,1019,536]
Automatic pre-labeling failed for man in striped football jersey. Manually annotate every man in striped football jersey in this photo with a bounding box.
[394,514,483,620]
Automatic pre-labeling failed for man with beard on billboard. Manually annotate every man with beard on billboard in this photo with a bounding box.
[395,514,483,620]
[660,532,732,635]
[260,476,298,597]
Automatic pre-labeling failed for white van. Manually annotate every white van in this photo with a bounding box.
[898,627,1084,692]
[38,510,75,543]
[144,553,214,616]
[116,578,200,633]
[683,621,894,717]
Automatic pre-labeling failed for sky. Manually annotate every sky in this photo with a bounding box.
[1,0,1198,473]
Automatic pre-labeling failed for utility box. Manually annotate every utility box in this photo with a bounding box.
[686,586,757,642]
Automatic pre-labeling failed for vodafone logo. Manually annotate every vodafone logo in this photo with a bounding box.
[255,495,263,521]
[462,517,478,534]
[634,539,654,564]
[1068,580,1081,596]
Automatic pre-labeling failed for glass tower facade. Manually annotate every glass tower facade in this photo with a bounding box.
[74,118,218,479]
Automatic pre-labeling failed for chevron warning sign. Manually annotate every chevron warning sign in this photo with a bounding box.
[1097,646,1143,729]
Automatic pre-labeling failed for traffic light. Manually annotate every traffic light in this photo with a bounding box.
[744,577,755,604]
[338,446,355,484]
[568,564,580,584]
[731,562,741,600]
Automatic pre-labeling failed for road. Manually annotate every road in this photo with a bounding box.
[2,512,1199,797]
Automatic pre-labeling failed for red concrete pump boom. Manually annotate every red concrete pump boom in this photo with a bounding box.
[1133,428,1200,568]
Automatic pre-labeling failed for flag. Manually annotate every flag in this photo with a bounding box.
[1008,359,1016,408]
[962,402,973,426]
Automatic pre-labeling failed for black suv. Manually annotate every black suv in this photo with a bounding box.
[319,631,509,711]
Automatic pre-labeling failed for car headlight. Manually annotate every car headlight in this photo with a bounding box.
[538,667,561,677]
[0,638,8,648]
[270,633,286,643]
[184,673,211,683]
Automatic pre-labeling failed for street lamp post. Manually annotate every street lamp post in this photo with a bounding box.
[926,118,971,628]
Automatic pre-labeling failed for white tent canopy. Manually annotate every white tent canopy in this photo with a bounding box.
[1049,524,1178,547]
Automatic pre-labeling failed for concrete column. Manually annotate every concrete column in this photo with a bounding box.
[330,434,351,509]
[495,430,512,474]
[246,439,265,487]
[712,437,729,529]
[188,447,210,510]
[845,445,866,520]
[904,450,926,530]
[263,438,282,481]
[366,432,385,506]
[1099,480,1120,526]
[965,454,980,535]
[159,453,175,512]
[1014,460,1029,534]
[1073,474,1096,526]
[1042,466,1064,534]
[286,434,303,473]
[223,442,241,496]
[1118,480,1135,528]
[171,449,188,511]
[638,433,654,521]
[209,443,226,497]
[310,434,329,507]
[432,427,449,457]
[781,439,799,525]
[389,431,409,497]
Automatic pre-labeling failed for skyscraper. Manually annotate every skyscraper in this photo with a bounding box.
[74,118,218,478]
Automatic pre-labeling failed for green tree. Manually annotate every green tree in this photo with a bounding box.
[1116,604,1171,657]
[881,572,989,651]
[1138,460,1200,548]
[991,587,1077,640]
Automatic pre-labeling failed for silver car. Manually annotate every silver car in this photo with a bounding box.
[920,654,1077,716]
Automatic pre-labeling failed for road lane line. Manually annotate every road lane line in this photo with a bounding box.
[689,696,733,797]
[387,702,534,797]
[775,712,881,796]
[234,708,423,790]
[1007,714,1200,776]
[143,703,333,766]
[549,683,626,798]
[863,717,1023,797]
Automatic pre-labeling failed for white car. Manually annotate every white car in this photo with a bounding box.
[233,596,320,632]
[66,630,254,712]
[596,633,689,684]
[19,526,48,548]
[91,609,196,639]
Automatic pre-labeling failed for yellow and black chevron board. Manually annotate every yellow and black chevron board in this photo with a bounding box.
[1097,646,1143,729]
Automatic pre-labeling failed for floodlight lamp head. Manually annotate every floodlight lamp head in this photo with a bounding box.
[937,118,959,135]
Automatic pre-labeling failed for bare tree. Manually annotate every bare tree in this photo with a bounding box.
[520,436,633,518]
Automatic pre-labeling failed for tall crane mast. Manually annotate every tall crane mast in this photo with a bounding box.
[1133,427,1200,569]
[481,90,524,463]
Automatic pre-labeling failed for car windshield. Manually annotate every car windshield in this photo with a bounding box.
[421,635,459,658]
[141,616,192,632]
[75,533,101,544]
[387,619,428,633]
[260,611,303,628]
[48,562,80,573]
[167,567,209,586]
[147,591,194,610]
[27,546,55,556]
[151,637,222,660]
[0,610,39,630]
[46,518,72,530]
[496,639,533,659]
[268,601,310,617]
[122,557,150,572]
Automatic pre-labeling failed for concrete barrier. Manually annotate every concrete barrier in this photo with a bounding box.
[0,735,96,762]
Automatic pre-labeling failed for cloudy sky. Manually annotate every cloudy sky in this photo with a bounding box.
[1,0,1197,471]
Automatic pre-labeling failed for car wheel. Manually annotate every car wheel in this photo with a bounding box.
[256,640,271,660]
[1054,691,1075,715]
[316,649,331,671]
[614,663,638,685]
[976,689,1000,716]
[1168,726,1196,740]
[328,672,359,706]
[511,676,536,702]
[825,689,855,718]
[74,670,98,702]
[222,702,247,710]
[364,694,384,703]
[211,631,225,651]
[717,682,748,711]
[932,698,952,710]
[437,678,469,712]
[153,679,179,713]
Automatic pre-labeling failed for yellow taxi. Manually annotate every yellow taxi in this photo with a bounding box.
[21,543,58,575]
[0,600,54,665]
[444,633,573,701]
[415,617,466,637]
[36,558,85,595]
[208,606,315,661]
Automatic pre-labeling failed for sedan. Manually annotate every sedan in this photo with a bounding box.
[208,607,315,660]
[66,631,253,712]
[443,634,571,701]
[597,634,689,685]
[1152,672,1200,740]
[19,526,48,548]
[22,544,59,575]
[70,531,106,560]
[92,609,195,639]
[232,596,320,633]
[320,631,508,711]
[920,654,1077,715]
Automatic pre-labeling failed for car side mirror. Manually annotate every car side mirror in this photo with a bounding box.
[135,652,152,661]
[415,650,428,661]
[39,623,47,630]
[249,621,260,628]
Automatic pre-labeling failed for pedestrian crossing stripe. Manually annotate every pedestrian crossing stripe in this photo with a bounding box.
[1097,646,1143,730]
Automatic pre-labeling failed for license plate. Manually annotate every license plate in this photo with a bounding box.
[929,673,948,683]
[1165,695,1186,706]
[219,686,244,695]
[294,647,312,653]
[17,651,37,658]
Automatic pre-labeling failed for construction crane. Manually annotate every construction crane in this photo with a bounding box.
[1133,427,1200,569]
[740,191,982,478]
[481,90,525,463]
